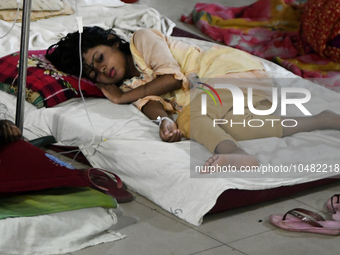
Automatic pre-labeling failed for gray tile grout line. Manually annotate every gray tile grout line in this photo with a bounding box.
[133,198,277,254]
[132,199,229,245]
[227,229,275,245]
[128,200,237,255]
[286,181,340,202]
[189,245,224,255]
[131,187,338,252]
[291,197,322,211]
[189,244,248,255]
[133,198,201,228]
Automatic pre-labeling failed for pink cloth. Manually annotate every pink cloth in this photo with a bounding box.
[181,0,340,92]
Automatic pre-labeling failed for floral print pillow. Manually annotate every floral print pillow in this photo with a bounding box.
[0,50,104,108]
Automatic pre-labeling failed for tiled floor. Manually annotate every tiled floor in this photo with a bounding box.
[65,0,340,254]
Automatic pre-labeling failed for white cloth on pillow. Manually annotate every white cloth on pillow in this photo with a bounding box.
[0,0,64,11]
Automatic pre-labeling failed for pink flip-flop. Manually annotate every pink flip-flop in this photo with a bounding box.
[269,208,340,236]
[327,194,340,221]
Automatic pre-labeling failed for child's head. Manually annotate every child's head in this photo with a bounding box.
[45,26,130,81]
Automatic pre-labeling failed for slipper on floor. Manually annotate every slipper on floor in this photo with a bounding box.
[269,208,340,236]
[327,194,340,221]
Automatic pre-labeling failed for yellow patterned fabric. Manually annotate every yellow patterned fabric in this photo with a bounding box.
[0,82,44,108]
[122,28,264,113]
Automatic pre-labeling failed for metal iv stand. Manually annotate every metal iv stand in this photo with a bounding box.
[15,0,32,132]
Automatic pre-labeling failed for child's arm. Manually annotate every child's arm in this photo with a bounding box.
[97,73,182,104]
[142,100,183,142]
[98,28,187,105]
[0,120,22,144]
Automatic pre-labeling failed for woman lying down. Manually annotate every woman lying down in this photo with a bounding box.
[45,27,340,171]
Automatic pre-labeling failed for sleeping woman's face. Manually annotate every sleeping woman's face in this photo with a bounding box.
[82,43,128,84]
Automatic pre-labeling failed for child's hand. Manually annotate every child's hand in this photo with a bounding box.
[96,83,123,104]
[159,118,183,143]
[0,120,22,144]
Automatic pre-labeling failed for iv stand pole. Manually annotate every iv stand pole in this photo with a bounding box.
[15,0,32,132]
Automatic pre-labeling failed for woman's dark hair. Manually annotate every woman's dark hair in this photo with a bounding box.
[45,26,130,77]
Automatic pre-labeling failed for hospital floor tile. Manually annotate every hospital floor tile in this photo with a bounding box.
[188,197,316,244]
[228,227,340,255]
[290,181,340,214]
[68,181,340,255]
[133,194,195,227]
[71,198,222,255]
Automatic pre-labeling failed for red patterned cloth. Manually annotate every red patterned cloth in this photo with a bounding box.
[0,139,123,199]
[299,0,340,62]
[0,50,104,108]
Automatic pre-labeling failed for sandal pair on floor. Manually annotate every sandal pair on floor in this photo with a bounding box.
[270,194,340,236]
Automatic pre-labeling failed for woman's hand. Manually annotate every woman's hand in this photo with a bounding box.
[0,120,22,144]
[159,118,183,143]
[96,83,124,104]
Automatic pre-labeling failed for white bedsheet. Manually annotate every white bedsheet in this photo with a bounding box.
[51,66,340,225]
[3,49,340,226]
[1,0,340,228]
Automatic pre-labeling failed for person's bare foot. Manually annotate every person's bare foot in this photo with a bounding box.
[202,153,259,174]
[204,154,226,167]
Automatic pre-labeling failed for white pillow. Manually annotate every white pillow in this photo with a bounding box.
[0,0,64,11]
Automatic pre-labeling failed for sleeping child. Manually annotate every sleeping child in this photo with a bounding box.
[45,27,340,170]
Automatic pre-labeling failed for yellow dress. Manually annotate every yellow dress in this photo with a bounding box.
[121,28,264,113]
[120,28,282,152]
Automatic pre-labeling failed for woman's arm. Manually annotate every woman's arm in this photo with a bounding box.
[142,100,183,142]
[97,74,182,104]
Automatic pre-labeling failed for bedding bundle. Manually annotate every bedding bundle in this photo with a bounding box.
[0,138,125,254]
[181,0,340,92]
[0,1,177,253]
